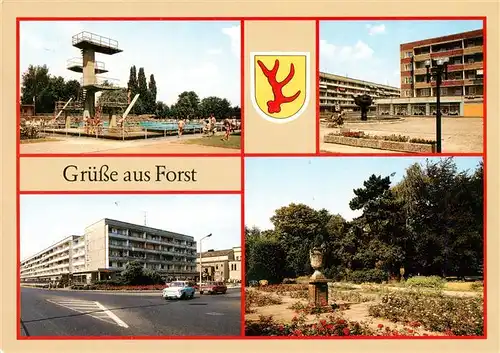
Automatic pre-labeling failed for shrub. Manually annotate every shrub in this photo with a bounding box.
[470,281,483,291]
[94,279,123,286]
[368,290,483,336]
[329,289,373,303]
[258,284,308,294]
[244,313,429,336]
[405,276,446,290]
[246,289,283,311]
[20,122,40,140]
[288,290,308,299]
[342,131,365,138]
[288,300,334,315]
[346,269,387,284]
[333,132,435,145]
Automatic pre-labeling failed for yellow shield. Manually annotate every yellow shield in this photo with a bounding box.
[250,52,310,123]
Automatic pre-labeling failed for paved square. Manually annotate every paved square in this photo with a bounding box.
[321,117,483,153]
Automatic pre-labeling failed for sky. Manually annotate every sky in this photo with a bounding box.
[245,157,483,230]
[320,20,483,87]
[20,195,241,261]
[20,21,240,106]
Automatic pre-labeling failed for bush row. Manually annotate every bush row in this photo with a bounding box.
[368,290,483,336]
[245,314,430,337]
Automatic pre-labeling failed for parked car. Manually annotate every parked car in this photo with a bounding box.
[200,281,227,295]
[162,281,196,300]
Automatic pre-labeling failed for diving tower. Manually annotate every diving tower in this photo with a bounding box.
[67,31,123,120]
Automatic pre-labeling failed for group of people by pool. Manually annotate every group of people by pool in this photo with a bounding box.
[177,114,240,141]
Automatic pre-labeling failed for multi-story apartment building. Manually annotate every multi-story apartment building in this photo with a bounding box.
[319,72,400,114]
[376,29,484,118]
[20,218,198,284]
[196,246,242,283]
[20,235,82,283]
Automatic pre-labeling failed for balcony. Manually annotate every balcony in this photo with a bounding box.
[80,77,121,90]
[67,58,109,74]
[464,78,484,86]
[463,45,483,55]
[413,68,428,75]
[463,62,483,70]
[413,53,431,61]
[447,64,465,72]
[430,48,463,59]
[414,82,430,89]
[430,79,464,87]
[72,31,123,55]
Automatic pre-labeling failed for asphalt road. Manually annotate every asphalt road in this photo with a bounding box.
[20,287,241,337]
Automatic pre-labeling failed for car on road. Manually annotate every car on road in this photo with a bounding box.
[162,281,196,300]
[200,281,227,295]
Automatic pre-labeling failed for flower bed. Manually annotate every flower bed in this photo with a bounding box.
[289,290,309,299]
[289,301,335,315]
[70,284,165,291]
[368,291,483,336]
[329,289,374,303]
[245,314,430,337]
[258,284,309,294]
[324,132,436,153]
[246,289,283,313]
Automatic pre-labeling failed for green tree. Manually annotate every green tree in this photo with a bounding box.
[174,91,200,119]
[120,261,145,285]
[143,269,164,285]
[127,66,138,96]
[247,237,287,284]
[270,203,331,277]
[155,101,169,118]
[199,96,232,118]
[148,74,157,113]
[349,173,407,277]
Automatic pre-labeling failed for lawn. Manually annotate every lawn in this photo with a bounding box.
[182,134,240,149]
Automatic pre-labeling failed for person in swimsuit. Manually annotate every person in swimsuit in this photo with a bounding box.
[178,118,185,138]
[210,114,217,135]
[221,118,231,141]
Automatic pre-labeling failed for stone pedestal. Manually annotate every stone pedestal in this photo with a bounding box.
[309,279,329,306]
[109,114,117,128]
[65,113,71,129]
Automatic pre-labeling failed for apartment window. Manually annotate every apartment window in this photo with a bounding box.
[440,88,448,96]
[405,51,413,58]
[404,63,413,71]
[403,90,411,97]
[402,77,413,84]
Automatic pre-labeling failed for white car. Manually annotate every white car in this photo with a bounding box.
[162,281,196,300]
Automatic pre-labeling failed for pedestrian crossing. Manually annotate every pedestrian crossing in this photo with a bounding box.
[46,298,129,328]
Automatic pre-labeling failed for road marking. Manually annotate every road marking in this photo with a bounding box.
[206,312,224,316]
[94,301,129,328]
[46,298,129,328]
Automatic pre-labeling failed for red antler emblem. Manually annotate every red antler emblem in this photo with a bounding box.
[257,59,301,114]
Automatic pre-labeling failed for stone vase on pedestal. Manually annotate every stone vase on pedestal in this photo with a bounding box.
[308,247,329,306]
[310,247,326,280]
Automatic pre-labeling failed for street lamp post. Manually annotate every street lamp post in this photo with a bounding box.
[199,233,212,287]
[425,57,449,153]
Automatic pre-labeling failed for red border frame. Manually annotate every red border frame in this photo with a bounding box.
[16,16,487,341]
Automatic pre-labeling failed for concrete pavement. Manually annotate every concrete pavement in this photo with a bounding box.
[20,286,241,337]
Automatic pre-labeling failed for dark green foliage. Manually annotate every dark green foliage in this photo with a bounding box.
[345,269,388,284]
[120,261,164,285]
